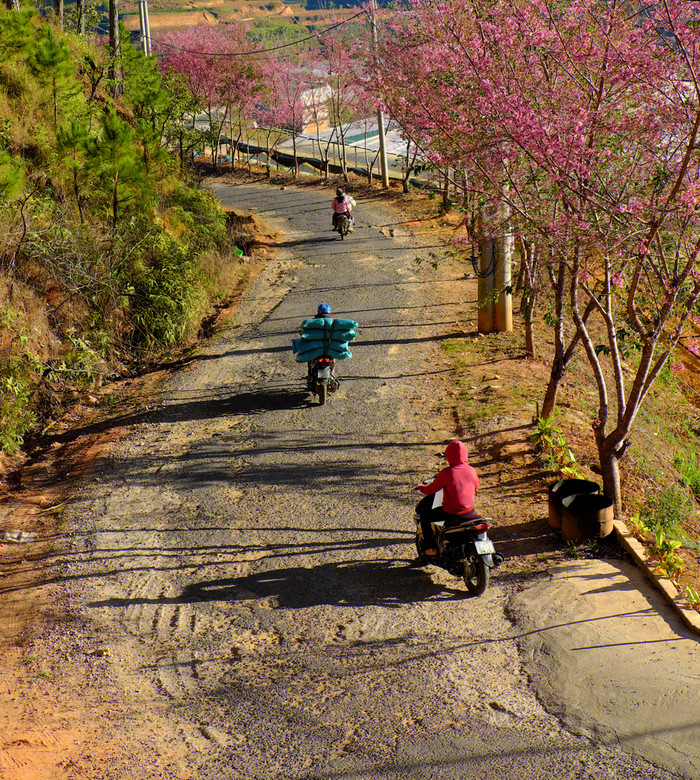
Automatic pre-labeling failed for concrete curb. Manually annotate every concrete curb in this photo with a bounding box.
[614,519,700,635]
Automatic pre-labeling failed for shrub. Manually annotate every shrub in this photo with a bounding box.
[127,235,204,349]
[162,183,227,253]
[0,361,35,453]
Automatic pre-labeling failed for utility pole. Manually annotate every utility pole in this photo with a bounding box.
[370,0,390,189]
[139,0,152,56]
[144,0,152,56]
[109,0,122,97]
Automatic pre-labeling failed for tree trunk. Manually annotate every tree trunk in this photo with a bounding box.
[541,358,566,419]
[540,300,594,419]
[520,240,537,359]
[540,258,568,418]
[54,0,64,29]
[77,0,86,35]
[523,289,535,359]
[599,438,622,518]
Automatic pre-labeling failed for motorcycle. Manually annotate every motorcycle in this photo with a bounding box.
[414,487,504,595]
[336,212,354,240]
[307,356,339,405]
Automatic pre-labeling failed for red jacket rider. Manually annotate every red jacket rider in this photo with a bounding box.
[418,440,479,515]
[417,440,479,556]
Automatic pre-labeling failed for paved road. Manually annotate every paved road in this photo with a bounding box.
[56,183,694,780]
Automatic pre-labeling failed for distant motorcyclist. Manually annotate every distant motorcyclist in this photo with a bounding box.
[331,187,353,231]
[416,440,480,557]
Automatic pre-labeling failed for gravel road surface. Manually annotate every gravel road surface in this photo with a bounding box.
[48,182,694,780]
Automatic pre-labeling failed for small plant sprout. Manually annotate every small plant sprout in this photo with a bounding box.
[685,584,700,613]
[531,417,583,478]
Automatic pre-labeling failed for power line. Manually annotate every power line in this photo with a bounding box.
[155,9,368,58]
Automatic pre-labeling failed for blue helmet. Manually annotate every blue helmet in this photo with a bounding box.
[317,303,331,316]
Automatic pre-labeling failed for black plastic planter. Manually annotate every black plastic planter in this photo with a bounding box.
[548,479,601,529]
[561,493,615,542]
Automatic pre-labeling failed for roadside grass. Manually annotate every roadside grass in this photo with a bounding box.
[442,332,541,430]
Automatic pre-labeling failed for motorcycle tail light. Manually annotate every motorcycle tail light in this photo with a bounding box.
[476,522,491,532]
[318,358,331,365]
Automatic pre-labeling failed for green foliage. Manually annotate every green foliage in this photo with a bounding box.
[629,512,651,540]
[121,44,198,141]
[0,148,25,200]
[649,527,686,587]
[162,182,227,253]
[531,417,583,478]
[641,483,694,537]
[0,363,36,454]
[685,584,700,612]
[0,9,252,451]
[54,331,105,386]
[83,108,154,226]
[0,309,39,454]
[250,17,309,46]
[64,1,103,35]
[28,25,76,127]
[0,8,34,64]
[673,452,700,498]
[126,234,205,349]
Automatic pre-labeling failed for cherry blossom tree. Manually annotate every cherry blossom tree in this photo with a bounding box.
[369,0,700,512]
[250,61,297,178]
[156,24,262,172]
[320,32,364,181]
[272,57,309,178]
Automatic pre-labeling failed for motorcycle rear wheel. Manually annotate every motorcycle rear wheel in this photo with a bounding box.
[318,383,327,405]
[463,557,489,595]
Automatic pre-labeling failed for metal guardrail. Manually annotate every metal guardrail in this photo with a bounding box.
[214,137,431,188]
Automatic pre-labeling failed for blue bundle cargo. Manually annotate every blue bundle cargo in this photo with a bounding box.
[301,317,358,332]
[301,328,357,342]
[292,316,358,362]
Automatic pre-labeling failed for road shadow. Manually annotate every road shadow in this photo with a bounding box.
[87,559,470,610]
[44,389,311,445]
